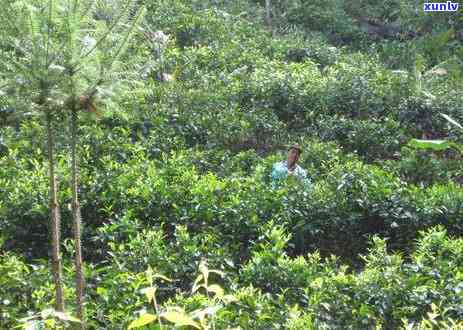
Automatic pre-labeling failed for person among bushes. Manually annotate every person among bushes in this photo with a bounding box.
[271,144,311,186]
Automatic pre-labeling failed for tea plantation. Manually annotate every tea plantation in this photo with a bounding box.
[1,0,462,328]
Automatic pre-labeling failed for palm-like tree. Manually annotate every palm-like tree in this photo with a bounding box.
[1,0,145,326]
[1,1,69,311]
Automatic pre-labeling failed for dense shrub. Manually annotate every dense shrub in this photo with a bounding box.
[2,0,463,327]
[239,226,463,328]
[396,88,463,139]
[3,226,461,329]
[284,0,364,44]
[275,33,342,68]
[316,116,408,161]
[3,137,463,263]
[0,126,73,257]
[382,146,463,186]
[324,55,410,118]
[239,60,326,128]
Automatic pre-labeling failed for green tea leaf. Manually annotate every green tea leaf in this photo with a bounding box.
[207,284,224,298]
[52,311,81,323]
[127,313,157,329]
[408,139,451,151]
[192,274,204,293]
[153,274,172,282]
[140,287,156,303]
[96,287,108,296]
[162,310,201,329]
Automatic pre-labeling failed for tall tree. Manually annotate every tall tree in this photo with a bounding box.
[0,0,67,311]
[60,3,145,326]
[1,0,145,325]
[265,0,273,34]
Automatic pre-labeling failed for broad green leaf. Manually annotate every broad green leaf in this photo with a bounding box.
[97,287,108,296]
[408,139,451,151]
[153,274,172,282]
[52,311,81,323]
[140,286,156,303]
[192,274,203,293]
[207,284,224,298]
[162,310,201,329]
[127,313,157,329]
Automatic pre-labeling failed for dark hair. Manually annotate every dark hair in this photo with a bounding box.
[289,144,302,153]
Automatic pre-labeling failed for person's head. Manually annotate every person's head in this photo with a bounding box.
[287,144,302,169]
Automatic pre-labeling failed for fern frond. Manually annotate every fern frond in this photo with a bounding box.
[27,3,43,70]
[63,0,79,66]
[77,0,135,63]
[106,5,146,69]
[44,0,54,70]
[0,56,33,82]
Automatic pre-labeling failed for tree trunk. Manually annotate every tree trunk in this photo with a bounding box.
[71,106,85,328]
[46,112,65,312]
[265,0,272,35]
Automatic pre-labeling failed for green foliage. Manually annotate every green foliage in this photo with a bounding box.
[238,226,463,328]
[127,260,234,330]
[383,146,463,186]
[1,0,463,328]
[0,250,79,328]
[317,116,407,161]
[283,0,363,43]
[2,227,462,328]
[324,54,410,117]
[17,309,81,329]
[407,113,463,155]
[3,135,463,262]
[241,60,326,128]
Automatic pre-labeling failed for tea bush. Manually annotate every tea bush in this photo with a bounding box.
[316,116,408,161]
[3,138,463,263]
[284,0,364,44]
[239,226,463,328]
[238,60,326,128]
[382,146,463,186]
[5,226,461,329]
[2,0,463,328]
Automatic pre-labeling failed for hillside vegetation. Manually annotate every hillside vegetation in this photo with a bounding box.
[1,0,463,328]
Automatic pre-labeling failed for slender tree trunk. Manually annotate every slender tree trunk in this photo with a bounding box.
[71,105,85,328]
[265,0,272,35]
[158,43,164,79]
[46,112,65,312]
